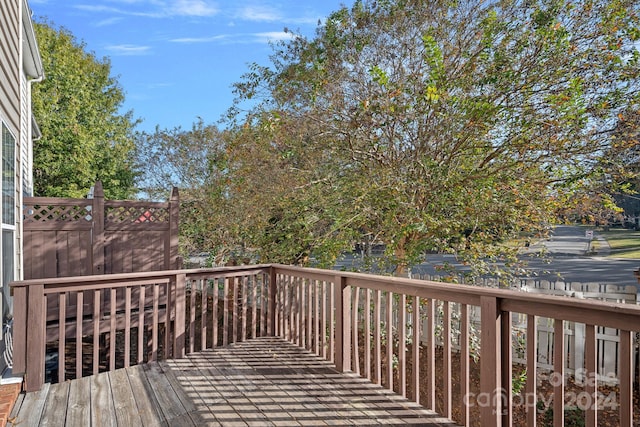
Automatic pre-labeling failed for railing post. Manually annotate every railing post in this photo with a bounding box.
[25,284,46,392]
[269,267,277,336]
[174,273,186,358]
[334,274,351,372]
[11,285,27,374]
[480,296,502,426]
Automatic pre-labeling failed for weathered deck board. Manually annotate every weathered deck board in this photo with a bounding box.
[66,376,92,427]
[124,364,164,426]
[12,382,49,426]
[39,381,68,427]
[91,372,117,427]
[109,368,143,426]
[142,362,197,426]
[10,337,457,426]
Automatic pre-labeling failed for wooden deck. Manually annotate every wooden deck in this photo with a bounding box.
[9,337,456,426]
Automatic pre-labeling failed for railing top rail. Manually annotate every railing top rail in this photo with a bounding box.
[10,262,640,330]
[9,264,272,289]
[272,264,640,330]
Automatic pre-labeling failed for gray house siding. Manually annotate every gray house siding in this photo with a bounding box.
[0,0,20,135]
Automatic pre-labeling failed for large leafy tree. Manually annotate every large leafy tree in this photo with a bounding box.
[223,115,359,266]
[229,0,640,276]
[135,120,233,258]
[32,21,138,199]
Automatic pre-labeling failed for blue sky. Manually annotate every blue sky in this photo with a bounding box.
[28,0,352,132]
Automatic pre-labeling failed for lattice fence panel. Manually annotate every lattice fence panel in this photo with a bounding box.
[24,205,92,223]
[105,206,170,225]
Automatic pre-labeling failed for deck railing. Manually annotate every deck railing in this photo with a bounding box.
[11,264,640,426]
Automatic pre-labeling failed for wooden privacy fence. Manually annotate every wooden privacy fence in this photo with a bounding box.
[10,264,640,426]
[22,181,180,279]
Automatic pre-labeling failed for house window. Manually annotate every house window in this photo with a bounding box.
[1,122,15,326]
[2,123,15,225]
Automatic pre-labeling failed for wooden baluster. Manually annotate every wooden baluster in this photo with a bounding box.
[314,280,320,356]
[553,319,564,427]
[189,278,196,351]
[411,296,420,403]
[223,278,229,346]
[251,275,258,339]
[77,291,85,378]
[93,290,101,374]
[242,276,248,342]
[201,278,208,350]
[501,310,513,426]
[460,304,470,425]
[109,289,116,370]
[374,289,381,386]
[620,329,633,426]
[329,281,335,363]
[443,301,452,416]
[352,287,360,375]
[59,292,66,382]
[584,324,596,427]
[308,279,313,351]
[125,287,131,367]
[212,278,219,347]
[138,286,145,364]
[425,298,435,410]
[386,291,393,391]
[364,289,371,380]
[163,281,171,359]
[152,284,159,361]
[398,294,406,397]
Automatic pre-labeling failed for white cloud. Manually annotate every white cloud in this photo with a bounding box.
[168,31,295,45]
[76,1,220,19]
[170,34,228,43]
[236,5,281,22]
[253,31,296,43]
[95,17,124,27]
[105,44,152,55]
[76,4,164,18]
[169,0,219,17]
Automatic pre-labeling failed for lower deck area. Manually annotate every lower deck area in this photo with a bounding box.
[9,337,456,426]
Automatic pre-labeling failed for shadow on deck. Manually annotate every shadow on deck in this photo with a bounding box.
[9,337,456,426]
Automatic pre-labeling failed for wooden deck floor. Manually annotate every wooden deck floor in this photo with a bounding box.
[9,337,456,426]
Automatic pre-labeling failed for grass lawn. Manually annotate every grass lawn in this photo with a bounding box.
[596,227,640,259]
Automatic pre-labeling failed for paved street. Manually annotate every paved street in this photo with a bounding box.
[336,226,640,289]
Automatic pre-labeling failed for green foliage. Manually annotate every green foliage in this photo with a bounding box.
[222,0,640,275]
[512,368,527,395]
[32,21,138,198]
[135,120,232,258]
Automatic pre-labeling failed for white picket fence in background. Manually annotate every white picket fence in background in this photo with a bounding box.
[513,280,637,385]
[400,277,639,385]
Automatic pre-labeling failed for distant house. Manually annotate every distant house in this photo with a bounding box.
[0,0,44,377]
